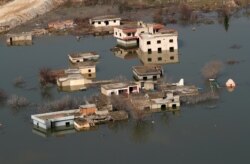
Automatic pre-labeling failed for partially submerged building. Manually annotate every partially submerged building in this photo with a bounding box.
[6,32,32,46]
[89,15,121,27]
[139,28,178,53]
[132,65,164,81]
[31,104,97,130]
[113,21,164,47]
[101,82,140,96]
[70,62,96,79]
[68,52,100,63]
[0,25,10,33]
[57,73,92,89]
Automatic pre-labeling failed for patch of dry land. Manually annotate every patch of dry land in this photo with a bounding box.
[0,0,65,29]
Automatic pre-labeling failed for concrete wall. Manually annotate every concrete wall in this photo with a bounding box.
[79,66,96,74]
[139,34,178,52]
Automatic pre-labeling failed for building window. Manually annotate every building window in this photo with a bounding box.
[88,74,92,77]
[157,40,161,44]
[141,31,144,33]
[147,41,151,45]
[148,58,152,62]
[115,32,117,35]
[158,48,162,53]
[148,49,152,54]
[169,47,174,52]
[127,33,131,36]
[114,20,116,23]
[143,77,147,80]
[92,21,95,25]
[170,56,174,60]
[169,39,173,43]
[98,21,101,24]
[119,33,121,36]
[88,69,91,72]
[158,57,162,61]
[132,33,135,36]
[65,122,70,127]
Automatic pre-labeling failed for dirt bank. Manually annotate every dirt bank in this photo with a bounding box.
[0,0,65,30]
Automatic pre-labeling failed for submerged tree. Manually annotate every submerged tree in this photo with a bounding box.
[201,61,224,80]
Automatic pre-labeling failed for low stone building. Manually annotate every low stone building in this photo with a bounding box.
[89,15,121,27]
[132,65,164,81]
[6,32,32,46]
[101,82,140,96]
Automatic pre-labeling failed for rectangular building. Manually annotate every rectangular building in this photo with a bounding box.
[101,82,140,96]
[139,28,178,53]
[132,65,163,81]
[89,15,121,27]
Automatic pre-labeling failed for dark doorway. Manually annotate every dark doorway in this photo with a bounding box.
[105,21,109,26]
[161,104,166,110]
[51,122,55,128]
[65,122,70,127]
[10,37,13,45]
[172,104,177,109]
[129,87,134,93]
[153,75,157,80]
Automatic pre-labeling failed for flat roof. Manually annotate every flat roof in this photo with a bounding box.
[102,82,138,90]
[91,15,121,21]
[139,28,178,39]
[6,32,32,37]
[69,52,98,58]
[70,61,96,68]
[133,65,163,75]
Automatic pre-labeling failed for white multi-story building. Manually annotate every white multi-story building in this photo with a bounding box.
[89,15,121,27]
[139,28,178,53]
[113,21,164,47]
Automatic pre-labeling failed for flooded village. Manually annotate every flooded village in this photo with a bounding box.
[0,0,249,164]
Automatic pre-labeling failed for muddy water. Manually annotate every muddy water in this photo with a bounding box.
[0,17,250,164]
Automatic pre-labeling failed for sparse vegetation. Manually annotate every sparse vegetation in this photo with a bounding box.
[179,3,193,21]
[201,61,224,79]
[37,95,86,112]
[181,91,219,105]
[7,95,30,108]
[39,68,61,86]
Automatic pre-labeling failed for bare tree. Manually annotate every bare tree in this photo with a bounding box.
[179,3,192,21]
[7,95,30,108]
[201,61,224,79]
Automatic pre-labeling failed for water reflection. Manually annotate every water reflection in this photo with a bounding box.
[131,120,154,143]
[111,46,138,60]
[137,49,179,65]
[111,46,180,66]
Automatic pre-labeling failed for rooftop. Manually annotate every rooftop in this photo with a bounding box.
[6,32,32,37]
[139,28,178,39]
[91,15,121,21]
[70,61,96,69]
[69,52,98,58]
[102,82,138,90]
[133,65,163,75]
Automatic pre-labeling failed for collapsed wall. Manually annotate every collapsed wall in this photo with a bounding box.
[0,0,66,30]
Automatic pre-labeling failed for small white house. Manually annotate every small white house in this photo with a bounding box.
[68,52,100,63]
[139,28,178,53]
[70,62,96,79]
[113,21,164,47]
[57,73,92,88]
[89,15,121,27]
[101,82,140,96]
[150,92,180,110]
[31,109,79,130]
[132,65,163,81]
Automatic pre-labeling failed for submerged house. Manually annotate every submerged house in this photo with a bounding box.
[31,104,97,130]
[132,65,164,81]
[139,28,178,53]
[68,52,100,63]
[101,82,140,96]
[113,21,164,47]
[89,15,121,27]
[150,92,180,110]
[6,32,32,46]
[57,73,92,89]
[0,25,10,33]
[111,46,138,60]
[70,62,96,79]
